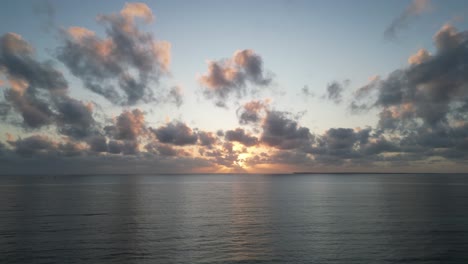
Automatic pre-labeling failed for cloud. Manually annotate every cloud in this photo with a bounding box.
[3,87,54,128]
[120,2,154,23]
[225,128,258,146]
[87,135,108,153]
[199,49,272,107]
[312,128,371,158]
[384,0,432,40]
[0,33,67,92]
[352,23,468,163]
[0,32,102,141]
[198,131,217,147]
[151,121,198,146]
[7,135,88,158]
[105,109,146,141]
[168,86,183,107]
[56,3,171,105]
[0,151,216,175]
[154,144,178,156]
[236,99,269,125]
[301,85,315,98]
[324,81,349,104]
[260,110,313,150]
[408,49,431,65]
[55,96,96,139]
[107,140,139,155]
[9,135,57,157]
[375,24,468,128]
[0,33,69,128]
[354,75,380,100]
[3,10,468,173]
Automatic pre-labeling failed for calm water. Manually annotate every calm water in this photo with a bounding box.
[1,174,468,263]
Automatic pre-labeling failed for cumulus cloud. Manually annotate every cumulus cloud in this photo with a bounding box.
[7,135,87,157]
[199,49,272,107]
[310,128,395,159]
[87,135,108,153]
[105,109,146,141]
[408,49,431,65]
[107,140,139,155]
[236,99,269,125]
[9,135,57,157]
[352,23,468,163]
[225,128,258,146]
[375,24,468,128]
[384,0,432,40]
[322,80,350,104]
[198,131,217,147]
[0,33,100,139]
[55,96,96,139]
[260,110,313,150]
[0,33,67,92]
[0,33,97,133]
[354,75,380,100]
[57,3,171,105]
[3,8,468,173]
[151,121,198,146]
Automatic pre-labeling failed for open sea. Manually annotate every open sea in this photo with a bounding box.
[1,173,468,263]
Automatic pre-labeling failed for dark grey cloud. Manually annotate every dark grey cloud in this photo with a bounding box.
[87,135,108,153]
[198,131,217,147]
[236,100,269,125]
[260,110,313,150]
[0,33,67,92]
[9,135,57,157]
[384,0,431,40]
[56,3,171,105]
[245,149,313,169]
[55,96,96,139]
[154,144,178,156]
[0,141,5,155]
[107,140,138,155]
[0,33,99,136]
[0,152,215,175]
[151,121,198,146]
[199,49,272,107]
[144,141,190,157]
[374,24,468,129]
[324,80,349,104]
[0,33,68,128]
[3,88,54,128]
[303,127,399,166]
[6,135,86,158]
[225,128,258,147]
[354,76,380,100]
[347,23,468,164]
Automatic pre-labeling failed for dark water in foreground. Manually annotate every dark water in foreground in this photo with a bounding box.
[1,174,468,263]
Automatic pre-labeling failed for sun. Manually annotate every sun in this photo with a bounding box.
[237,152,252,168]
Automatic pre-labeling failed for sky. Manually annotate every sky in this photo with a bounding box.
[1,0,468,174]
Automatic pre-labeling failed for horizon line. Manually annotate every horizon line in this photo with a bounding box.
[1,172,467,177]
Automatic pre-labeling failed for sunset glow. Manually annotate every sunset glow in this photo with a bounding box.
[1,0,468,174]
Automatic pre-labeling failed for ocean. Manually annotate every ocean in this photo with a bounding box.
[1,173,468,263]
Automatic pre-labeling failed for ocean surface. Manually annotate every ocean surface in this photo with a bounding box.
[1,173,468,263]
